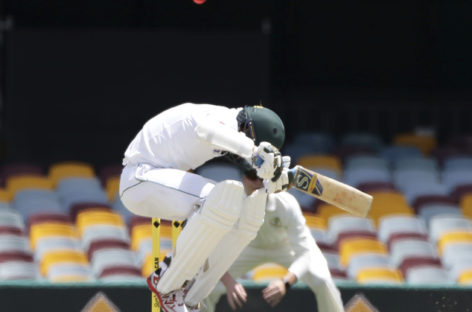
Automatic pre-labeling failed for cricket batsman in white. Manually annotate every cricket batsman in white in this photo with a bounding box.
[119,103,290,312]
[199,168,345,312]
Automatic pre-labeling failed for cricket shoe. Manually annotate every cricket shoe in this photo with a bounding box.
[147,266,188,312]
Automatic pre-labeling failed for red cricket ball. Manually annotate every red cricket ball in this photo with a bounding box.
[193,0,206,4]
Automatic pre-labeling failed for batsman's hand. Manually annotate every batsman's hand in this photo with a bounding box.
[252,142,282,180]
[264,156,291,194]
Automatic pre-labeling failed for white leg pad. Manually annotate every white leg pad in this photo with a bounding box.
[157,180,245,294]
[184,189,268,306]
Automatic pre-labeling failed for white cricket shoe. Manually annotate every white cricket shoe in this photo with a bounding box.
[147,266,189,312]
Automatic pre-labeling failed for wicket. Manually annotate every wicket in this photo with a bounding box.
[151,218,183,312]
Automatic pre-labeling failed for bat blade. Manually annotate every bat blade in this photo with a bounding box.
[289,166,372,217]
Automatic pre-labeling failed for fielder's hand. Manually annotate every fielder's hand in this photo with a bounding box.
[252,142,282,180]
[264,156,291,194]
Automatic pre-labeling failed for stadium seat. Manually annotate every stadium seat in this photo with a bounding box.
[252,263,288,283]
[80,224,130,254]
[0,211,26,233]
[343,167,392,188]
[48,161,96,187]
[443,168,472,194]
[76,210,125,237]
[429,215,472,245]
[460,194,472,218]
[47,262,94,282]
[40,249,89,277]
[458,270,472,285]
[99,265,143,282]
[377,215,427,244]
[386,232,429,251]
[347,253,392,279]
[399,256,443,280]
[380,145,422,165]
[29,222,78,250]
[327,215,377,246]
[69,202,112,222]
[393,133,437,155]
[0,235,31,254]
[6,175,54,199]
[356,267,403,284]
[357,181,397,193]
[87,239,131,261]
[339,238,387,267]
[389,238,438,267]
[34,236,82,262]
[297,154,342,174]
[443,156,472,171]
[392,156,439,172]
[0,253,38,280]
[405,266,451,285]
[105,176,120,202]
[418,204,463,226]
[441,242,472,269]
[412,194,457,214]
[90,248,139,278]
[437,231,472,255]
[12,189,64,220]
[344,155,389,172]
[0,162,44,188]
[393,169,440,192]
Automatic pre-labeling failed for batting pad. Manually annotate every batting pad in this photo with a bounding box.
[185,189,268,306]
[156,180,245,294]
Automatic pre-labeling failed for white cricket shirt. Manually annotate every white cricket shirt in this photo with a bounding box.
[248,191,314,279]
[123,103,241,170]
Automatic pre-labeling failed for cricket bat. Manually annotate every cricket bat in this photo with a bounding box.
[288,166,372,217]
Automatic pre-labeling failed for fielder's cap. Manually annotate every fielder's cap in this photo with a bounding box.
[237,105,285,150]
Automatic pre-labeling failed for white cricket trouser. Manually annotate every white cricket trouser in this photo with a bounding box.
[119,163,215,221]
[202,242,344,312]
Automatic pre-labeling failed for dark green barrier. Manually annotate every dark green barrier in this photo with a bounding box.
[0,281,471,312]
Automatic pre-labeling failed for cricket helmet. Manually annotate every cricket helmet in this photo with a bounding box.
[237,105,285,150]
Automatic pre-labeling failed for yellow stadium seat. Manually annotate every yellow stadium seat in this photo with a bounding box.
[6,175,53,198]
[356,267,404,284]
[460,194,472,219]
[252,263,288,283]
[297,154,342,173]
[40,250,88,276]
[394,133,437,156]
[0,188,11,201]
[131,223,152,251]
[105,176,120,201]
[458,270,472,285]
[30,222,77,250]
[437,231,472,255]
[339,238,388,267]
[317,204,350,224]
[304,215,326,230]
[49,161,95,186]
[76,210,125,236]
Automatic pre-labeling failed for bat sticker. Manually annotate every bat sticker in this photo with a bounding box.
[294,167,323,196]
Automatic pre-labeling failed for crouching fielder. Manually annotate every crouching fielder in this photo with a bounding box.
[198,170,345,312]
[119,103,288,312]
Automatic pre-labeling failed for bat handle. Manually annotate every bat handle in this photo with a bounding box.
[287,167,296,184]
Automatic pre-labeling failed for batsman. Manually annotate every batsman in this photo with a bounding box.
[119,103,291,312]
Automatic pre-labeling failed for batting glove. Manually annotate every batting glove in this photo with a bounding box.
[264,156,291,194]
[252,142,282,180]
